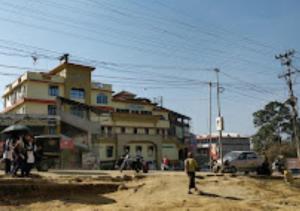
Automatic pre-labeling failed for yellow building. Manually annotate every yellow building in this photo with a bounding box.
[1,59,191,169]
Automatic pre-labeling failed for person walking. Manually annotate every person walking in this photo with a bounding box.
[184,152,199,194]
[12,136,26,177]
[24,134,36,177]
[2,138,13,174]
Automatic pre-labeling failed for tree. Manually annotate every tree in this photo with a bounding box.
[252,101,294,152]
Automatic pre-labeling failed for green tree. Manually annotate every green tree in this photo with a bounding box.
[252,101,293,152]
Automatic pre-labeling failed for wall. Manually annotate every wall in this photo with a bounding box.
[162,143,178,160]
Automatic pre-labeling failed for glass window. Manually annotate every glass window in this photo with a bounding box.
[145,128,149,135]
[97,94,108,104]
[131,110,139,114]
[238,153,247,160]
[70,105,84,118]
[48,105,57,115]
[70,88,85,99]
[246,153,257,159]
[106,146,114,158]
[134,128,138,134]
[49,85,59,96]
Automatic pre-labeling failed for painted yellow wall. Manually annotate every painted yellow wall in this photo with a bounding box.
[90,90,112,106]
[97,143,116,161]
[25,102,48,114]
[122,143,157,161]
[64,66,92,104]
[26,81,64,99]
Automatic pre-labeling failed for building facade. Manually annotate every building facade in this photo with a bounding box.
[1,60,191,169]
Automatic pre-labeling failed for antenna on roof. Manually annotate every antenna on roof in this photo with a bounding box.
[59,53,69,64]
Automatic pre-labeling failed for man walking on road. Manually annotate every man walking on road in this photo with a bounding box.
[184,152,198,194]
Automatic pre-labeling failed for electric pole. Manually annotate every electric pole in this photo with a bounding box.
[208,82,213,170]
[275,49,300,158]
[214,68,224,164]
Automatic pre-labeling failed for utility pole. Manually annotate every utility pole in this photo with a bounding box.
[208,82,213,171]
[276,49,300,158]
[215,68,224,164]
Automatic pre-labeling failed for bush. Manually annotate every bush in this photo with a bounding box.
[264,143,297,162]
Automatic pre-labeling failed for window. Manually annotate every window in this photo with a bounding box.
[97,94,108,104]
[136,146,142,155]
[70,105,84,118]
[134,128,138,134]
[101,126,105,134]
[145,128,149,135]
[156,129,160,135]
[131,110,139,114]
[70,88,85,99]
[116,108,129,113]
[49,85,59,96]
[141,110,152,115]
[121,127,126,134]
[107,126,112,135]
[106,146,114,158]
[48,105,57,115]
[238,153,247,160]
[246,153,257,160]
[48,126,56,134]
[160,115,166,120]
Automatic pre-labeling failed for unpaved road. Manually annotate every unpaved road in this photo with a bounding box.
[1,170,300,211]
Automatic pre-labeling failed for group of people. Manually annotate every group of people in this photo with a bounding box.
[2,133,37,177]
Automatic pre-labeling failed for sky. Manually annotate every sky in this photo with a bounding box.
[0,0,299,136]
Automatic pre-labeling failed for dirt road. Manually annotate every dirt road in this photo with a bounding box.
[0,171,300,211]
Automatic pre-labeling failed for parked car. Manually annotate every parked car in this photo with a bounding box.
[213,151,265,174]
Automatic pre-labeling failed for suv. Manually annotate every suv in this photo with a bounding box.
[214,151,264,174]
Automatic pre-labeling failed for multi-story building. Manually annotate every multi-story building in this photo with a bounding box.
[1,59,191,169]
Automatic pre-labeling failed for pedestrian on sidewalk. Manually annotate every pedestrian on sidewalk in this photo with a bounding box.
[12,135,26,177]
[2,137,13,174]
[24,134,36,177]
[184,152,199,194]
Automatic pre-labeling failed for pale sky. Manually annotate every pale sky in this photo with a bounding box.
[0,0,299,136]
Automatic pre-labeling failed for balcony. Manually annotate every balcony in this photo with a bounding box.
[112,113,160,123]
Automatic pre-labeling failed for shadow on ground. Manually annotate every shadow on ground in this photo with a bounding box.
[0,176,118,206]
[198,191,243,201]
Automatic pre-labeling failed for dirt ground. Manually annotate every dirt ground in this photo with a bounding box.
[1,170,300,211]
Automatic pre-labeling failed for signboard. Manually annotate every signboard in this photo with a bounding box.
[216,116,224,131]
[60,138,74,150]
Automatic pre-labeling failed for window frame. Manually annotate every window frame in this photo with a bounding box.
[96,93,108,104]
[49,85,59,96]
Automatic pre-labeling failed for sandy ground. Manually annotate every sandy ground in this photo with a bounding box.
[1,170,300,211]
